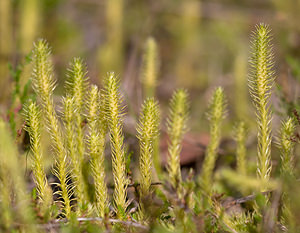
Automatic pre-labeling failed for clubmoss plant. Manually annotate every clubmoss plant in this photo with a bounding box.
[234,51,248,120]
[87,85,109,217]
[98,0,123,74]
[24,101,52,215]
[141,37,161,177]
[0,163,13,229]
[137,97,160,197]
[141,37,159,98]
[166,89,189,191]
[65,58,88,162]
[201,87,226,193]
[277,118,296,230]
[0,0,13,101]
[61,95,80,209]
[4,24,298,231]
[65,58,88,211]
[175,0,203,88]
[104,72,128,218]
[0,119,35,231]
[234,121,247,176]
[31,39,71,217]
[19,0,40,90]
[276,117,297,232]
[278,117,296,176]
[248,23,275,185]
[19,0,40,55]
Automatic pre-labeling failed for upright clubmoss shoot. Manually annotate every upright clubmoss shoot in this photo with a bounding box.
[277,117,296,228]
[31,39,71,217]
[0,0,13,101]
[104,72,128,219]
[234,51,248,120]
[98,0,123,74]
[248,24,274,185]
[137,98,160,197]
[278,117,296,177]
[65,58,88,163]
[0,164,13,229]
[141,37,161,177]
[234,121,247,176]
[24,101,52,215]
[141,37,159,98]
[61,95,85,213]
[166,89,189,191]
[201,87,226,193]
[87,85,109,217]
[65,58,88,211]
[0,120,35,231]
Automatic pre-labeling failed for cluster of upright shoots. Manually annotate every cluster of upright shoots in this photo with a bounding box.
[0,23,297,231]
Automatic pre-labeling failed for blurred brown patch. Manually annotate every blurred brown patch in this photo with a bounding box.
[160,132,209,166]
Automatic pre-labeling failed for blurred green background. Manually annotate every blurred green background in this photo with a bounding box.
[1,0,300,157]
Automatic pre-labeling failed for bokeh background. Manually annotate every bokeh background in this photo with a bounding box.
[1,0,300,175]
